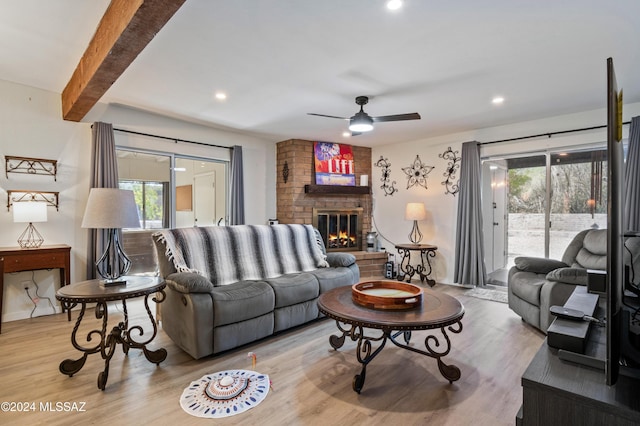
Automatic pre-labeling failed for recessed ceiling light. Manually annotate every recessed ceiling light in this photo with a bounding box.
[342,131,351,138]
[492,96,505,105]
[215,92,227,101]
[173,167,186,172]
[386,0,403,11]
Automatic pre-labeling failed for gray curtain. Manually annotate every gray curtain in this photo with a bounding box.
[229,145,245,225]
[86,122,119,279]
[625,116,640,232]
[454,141,487,286]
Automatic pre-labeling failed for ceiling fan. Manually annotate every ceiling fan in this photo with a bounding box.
[308,96,421,135]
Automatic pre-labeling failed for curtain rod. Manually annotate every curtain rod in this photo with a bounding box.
[113,127,233,150]
[481,121,631,146]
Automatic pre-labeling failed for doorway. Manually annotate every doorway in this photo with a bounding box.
[174,157,227,228]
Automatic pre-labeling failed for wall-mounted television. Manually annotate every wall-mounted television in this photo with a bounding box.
[605,57,640,386]
[605,56,624,385]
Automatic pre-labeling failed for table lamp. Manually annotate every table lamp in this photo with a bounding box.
[81,188,140,285]
[405,202,426,244]
[13,201,47,248]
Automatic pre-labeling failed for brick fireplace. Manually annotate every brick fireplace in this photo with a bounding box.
[276,139,385,278]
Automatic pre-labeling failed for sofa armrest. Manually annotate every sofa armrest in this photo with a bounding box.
[326,252,356,268]
[545,267,588,286]
[514,256,568,274]
[165,272,215,294]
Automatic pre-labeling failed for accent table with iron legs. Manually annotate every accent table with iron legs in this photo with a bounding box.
[56,276,166,390]
[318,284,464,393]
[395,243,438,286]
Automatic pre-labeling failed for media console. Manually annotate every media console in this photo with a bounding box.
[518,302,640,425]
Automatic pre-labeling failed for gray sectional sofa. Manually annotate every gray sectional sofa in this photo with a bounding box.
[152,224,359,359]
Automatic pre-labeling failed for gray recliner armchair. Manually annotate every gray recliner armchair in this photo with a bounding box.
[508,229,606,333]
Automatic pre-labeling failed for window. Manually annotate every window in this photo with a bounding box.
[115,147,229,275]
[119,180,168,229]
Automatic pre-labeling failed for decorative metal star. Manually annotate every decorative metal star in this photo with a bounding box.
[401,155,434,190]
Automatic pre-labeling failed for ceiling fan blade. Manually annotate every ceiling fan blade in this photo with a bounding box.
[307,113,349,120]
[372,112,421,122]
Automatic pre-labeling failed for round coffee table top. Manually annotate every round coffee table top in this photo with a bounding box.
[318,284,464,330]
[56,276,164,303]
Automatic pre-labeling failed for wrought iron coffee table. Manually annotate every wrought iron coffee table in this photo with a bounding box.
[318,284,464,393]
[56,276,166,390]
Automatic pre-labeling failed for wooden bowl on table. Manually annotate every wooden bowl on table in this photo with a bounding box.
[351,280,423,310]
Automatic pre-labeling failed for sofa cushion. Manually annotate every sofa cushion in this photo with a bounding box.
[308,267,355,293]
[509,270,546,306]
[564,229,607,269]
[514,256,568,275]
[573,248,607,270]
[165,272,215,293]
[583,230,607,255]
[210,281,275,326]
[266,273,319,308]
[326,252,356,267]
[545,267,588,285]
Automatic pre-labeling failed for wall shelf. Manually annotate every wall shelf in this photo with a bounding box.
[304,184,370,195]
[7,190,59,211]
[5,156,57,180]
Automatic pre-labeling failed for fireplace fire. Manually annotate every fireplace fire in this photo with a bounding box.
[313,208,363,252]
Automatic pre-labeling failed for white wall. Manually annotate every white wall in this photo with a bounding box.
[372,102,640,285]
[0,79,92,322]
[0,79,276,323]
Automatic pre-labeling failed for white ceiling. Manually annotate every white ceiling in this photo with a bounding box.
[1,0,639,146]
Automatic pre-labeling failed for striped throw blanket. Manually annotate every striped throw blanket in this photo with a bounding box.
[154,224,329,286]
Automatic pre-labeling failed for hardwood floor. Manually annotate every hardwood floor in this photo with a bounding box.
[0,285,543,426]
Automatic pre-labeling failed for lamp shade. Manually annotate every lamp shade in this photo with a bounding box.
[81,188,140,229]
[13,201,47,223]
[405,202,427,221]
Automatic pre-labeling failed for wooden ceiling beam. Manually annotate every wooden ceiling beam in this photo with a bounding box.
[61,0,186,122]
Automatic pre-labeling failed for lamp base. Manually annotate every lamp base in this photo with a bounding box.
[95,228,132,284]
[408,220,423,244]
[99,278,128,287]
[17,222,44,249]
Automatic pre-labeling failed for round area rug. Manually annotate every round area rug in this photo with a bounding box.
[180,369,270,418]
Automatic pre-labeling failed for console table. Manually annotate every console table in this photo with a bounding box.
[0,244,71,333]
[395,243,437,286]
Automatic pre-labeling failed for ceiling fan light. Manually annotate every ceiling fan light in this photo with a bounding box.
[349,116,374,132]
[349,122,373,132]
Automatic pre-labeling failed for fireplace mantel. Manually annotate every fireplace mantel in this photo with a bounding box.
[304,184,370,195]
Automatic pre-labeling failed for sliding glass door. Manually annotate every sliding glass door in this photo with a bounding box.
[482,146,607,284]
[483,154,547,281]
